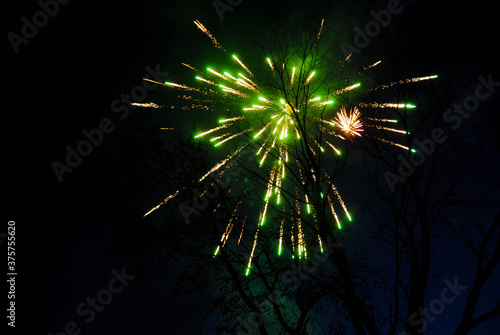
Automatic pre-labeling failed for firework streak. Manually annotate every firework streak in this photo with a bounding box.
[141,20,438,275]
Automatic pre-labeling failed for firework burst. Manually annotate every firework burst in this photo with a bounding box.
[333,107,364,138]
[141,20,438,275]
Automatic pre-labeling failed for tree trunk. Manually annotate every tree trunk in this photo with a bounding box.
[317,209,381,335]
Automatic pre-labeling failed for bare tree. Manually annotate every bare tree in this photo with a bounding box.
[117,11,499,335]
[359,33,500,334]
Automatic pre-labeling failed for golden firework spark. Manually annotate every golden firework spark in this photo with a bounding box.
[333,107,364,138]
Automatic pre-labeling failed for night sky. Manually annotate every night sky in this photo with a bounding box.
[4,0,499,334]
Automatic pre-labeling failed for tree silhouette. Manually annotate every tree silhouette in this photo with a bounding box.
[357,30,500,334]
[114,12,499,335]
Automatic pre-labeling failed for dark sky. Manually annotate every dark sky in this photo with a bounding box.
[4,0,499,334]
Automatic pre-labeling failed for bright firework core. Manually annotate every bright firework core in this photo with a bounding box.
[334,107,364,138]
[278,100,298,140]
[282,100,297,122]
[282,101,296,115]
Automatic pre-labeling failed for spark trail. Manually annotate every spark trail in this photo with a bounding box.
[141,19,438,275]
